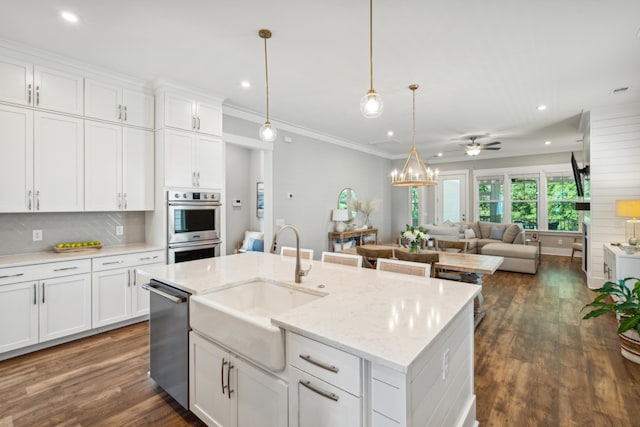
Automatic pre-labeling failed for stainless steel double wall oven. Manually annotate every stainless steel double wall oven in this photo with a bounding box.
[167,191,221,263]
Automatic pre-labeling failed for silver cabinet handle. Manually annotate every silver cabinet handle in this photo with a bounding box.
[27,83,32,104]
[132,269,137,287]
[196,172,200,187]
[300,380,339,402]
[36,85,40,105]
[118,104,122,120]
[36,190,40,210]
[33,283,36,305]
[299,354,339,373]
[53,266,78,272]
[123,193,127,210]
[138,256,159,261]
[192,171,196,187]
[101,260,124,266]
[127,270,131,287]
[192,116,196,129]
[42,282,45,304]
[123,105,127,121]
[142,284,186,304]
[0,272,24,279]
[197,116,201,130]
[227,361,234,399]
[117,193,122,209]
[27,190,32,210]
[221,359,228,394]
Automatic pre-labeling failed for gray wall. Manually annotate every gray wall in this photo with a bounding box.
[0,212,145,256]
[225,144,252,254]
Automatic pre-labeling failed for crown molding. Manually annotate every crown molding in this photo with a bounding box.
[224,132,274,151]
[223,104,392,159]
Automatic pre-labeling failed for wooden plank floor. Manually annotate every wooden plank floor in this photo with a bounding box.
[1,255,639,426]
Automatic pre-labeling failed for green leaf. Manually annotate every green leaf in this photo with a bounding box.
[618,317,640,334]
[582,308,612,319]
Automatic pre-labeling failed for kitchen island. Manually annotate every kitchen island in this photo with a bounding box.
[139,252,481,427]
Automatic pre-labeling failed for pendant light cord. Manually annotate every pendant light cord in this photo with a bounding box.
[412,86,417,148]
[264,35,270,123]
[369,0,374,92]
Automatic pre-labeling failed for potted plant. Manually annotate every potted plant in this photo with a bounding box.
[582,277,640,364]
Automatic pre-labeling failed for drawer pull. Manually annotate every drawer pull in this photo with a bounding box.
[0,273,24,279]
[299,354,339,373]
[53,266,78,272]
[221,359,228,394]
[102,260,124,266]
[300,380,339,402]
[138,255,159,261]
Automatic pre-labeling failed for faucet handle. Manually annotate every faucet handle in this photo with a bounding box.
[299,264,312,277]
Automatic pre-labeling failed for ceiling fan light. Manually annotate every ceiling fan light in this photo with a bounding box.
[259,121,277,142]
[467,147,481,156]
[360,90,383,118]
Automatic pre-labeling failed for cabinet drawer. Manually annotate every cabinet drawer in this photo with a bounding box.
[0,260,91,286]
[92,250,164,271]
[287,332,361,396]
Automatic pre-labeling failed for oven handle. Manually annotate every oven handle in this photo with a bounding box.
[168,201,221,207]
[143,284,187,304]
[169,241,221,251]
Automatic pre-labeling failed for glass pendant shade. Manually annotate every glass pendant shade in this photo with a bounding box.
[466,146,481,156]
[360,90,383,118]
[259,121,277,142]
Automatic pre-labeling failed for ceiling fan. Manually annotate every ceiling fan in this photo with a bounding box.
[460,135,502,156]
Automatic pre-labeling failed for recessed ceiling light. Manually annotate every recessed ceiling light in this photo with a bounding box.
[536,105,547,111]
[387,130,394,137]
[241,80,251,88]
[437,152,443,157]
[60,11,79,23]
[545,140,552,145]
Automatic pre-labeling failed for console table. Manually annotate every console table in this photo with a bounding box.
[328,228,378,252]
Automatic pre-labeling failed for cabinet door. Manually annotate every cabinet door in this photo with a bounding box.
[123,127,154,210]
[164,92,195,131]
[0,105,33,212]
[123,89,154,129]
[131,264,163,317]
[195,101,222,136]
[33,66,83,115]
[164,129,196,188]
[84,78,122,123]
[34,112,84,211]
[92,268,131,328]
[234,355,288,427]
[190,332,232,427]
[290,368,361,427]
[0,281,39,353]
[0,56,33,106]
[85,120,122,211]
[195,135,223,189]
[40,274,91,342]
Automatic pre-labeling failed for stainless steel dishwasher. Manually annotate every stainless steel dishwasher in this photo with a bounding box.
[145,279,191,409]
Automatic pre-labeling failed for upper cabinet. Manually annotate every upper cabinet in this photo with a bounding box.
[159,91,222,136]
[0,56,83,115]
[85,78,154,129]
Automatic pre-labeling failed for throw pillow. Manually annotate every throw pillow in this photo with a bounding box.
[489,225,506,240]
[471,222,482,239]
[464,228,476,239]
[242,230,264,250]
[251,239,265,252]
[479,222,493,238]
[502,224,522,243]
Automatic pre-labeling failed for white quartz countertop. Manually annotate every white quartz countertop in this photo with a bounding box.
[0,243,165,268]
[138,252,480,373]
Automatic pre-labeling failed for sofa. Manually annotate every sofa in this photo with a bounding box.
[423,221,538,273]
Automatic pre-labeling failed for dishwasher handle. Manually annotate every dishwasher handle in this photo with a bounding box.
[143,284,187,304]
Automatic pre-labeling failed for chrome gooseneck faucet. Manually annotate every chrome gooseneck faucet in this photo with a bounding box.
[271,224,311,283]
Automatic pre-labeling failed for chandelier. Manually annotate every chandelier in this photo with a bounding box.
[391,84,439,186]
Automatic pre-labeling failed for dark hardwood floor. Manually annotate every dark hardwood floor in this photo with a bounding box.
[1,255,638,426]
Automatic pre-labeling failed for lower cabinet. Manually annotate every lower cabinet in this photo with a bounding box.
[189,331,288,427]
[0,260,92,353]
[91,251,164,328]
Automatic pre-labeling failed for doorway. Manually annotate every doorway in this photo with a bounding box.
[436,171,468,224]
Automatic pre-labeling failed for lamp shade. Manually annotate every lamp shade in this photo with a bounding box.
[332,209,349,222]
[616,200,640,219]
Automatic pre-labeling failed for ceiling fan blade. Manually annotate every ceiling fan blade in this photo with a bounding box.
[483,141,501,146]
[482,147,501,151]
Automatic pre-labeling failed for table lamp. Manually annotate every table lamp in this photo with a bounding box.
[615,200,640,245]
[332,209,349,232]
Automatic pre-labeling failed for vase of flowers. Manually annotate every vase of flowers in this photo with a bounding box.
[402,225,429,253]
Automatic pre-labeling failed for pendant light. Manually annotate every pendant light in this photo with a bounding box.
[258,29,277,142]
[360,0,383,118]
[391,84,439,186]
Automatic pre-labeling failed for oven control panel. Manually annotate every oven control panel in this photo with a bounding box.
[168,191,221,202]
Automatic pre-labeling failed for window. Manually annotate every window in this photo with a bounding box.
[410,186,419,227]
[478,178,503,223]
[510,176,539,229]
[547,175,579,231]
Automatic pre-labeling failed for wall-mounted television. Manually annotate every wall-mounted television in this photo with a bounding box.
[571,152,585,198]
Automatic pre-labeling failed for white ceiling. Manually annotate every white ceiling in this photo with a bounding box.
[1,0,639,163]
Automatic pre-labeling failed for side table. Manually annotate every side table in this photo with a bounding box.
[525,238,542,266]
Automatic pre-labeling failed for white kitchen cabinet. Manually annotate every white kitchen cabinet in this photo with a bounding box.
[0,108,84,212]
[34,111,84,211]
[0,259,91,353]
[163,129,223,189]
[161,92,221,136]
[0,104,33,212]
[287,332,362,427]
[0,57,83,115]
[190,331,288,427]
[85,120,154,211]
[84,78,154,129]
[91,250,164,327]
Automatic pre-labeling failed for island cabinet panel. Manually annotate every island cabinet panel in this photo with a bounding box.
[189,331,287,427]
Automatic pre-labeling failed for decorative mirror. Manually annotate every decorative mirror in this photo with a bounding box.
[337,188,357,223]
